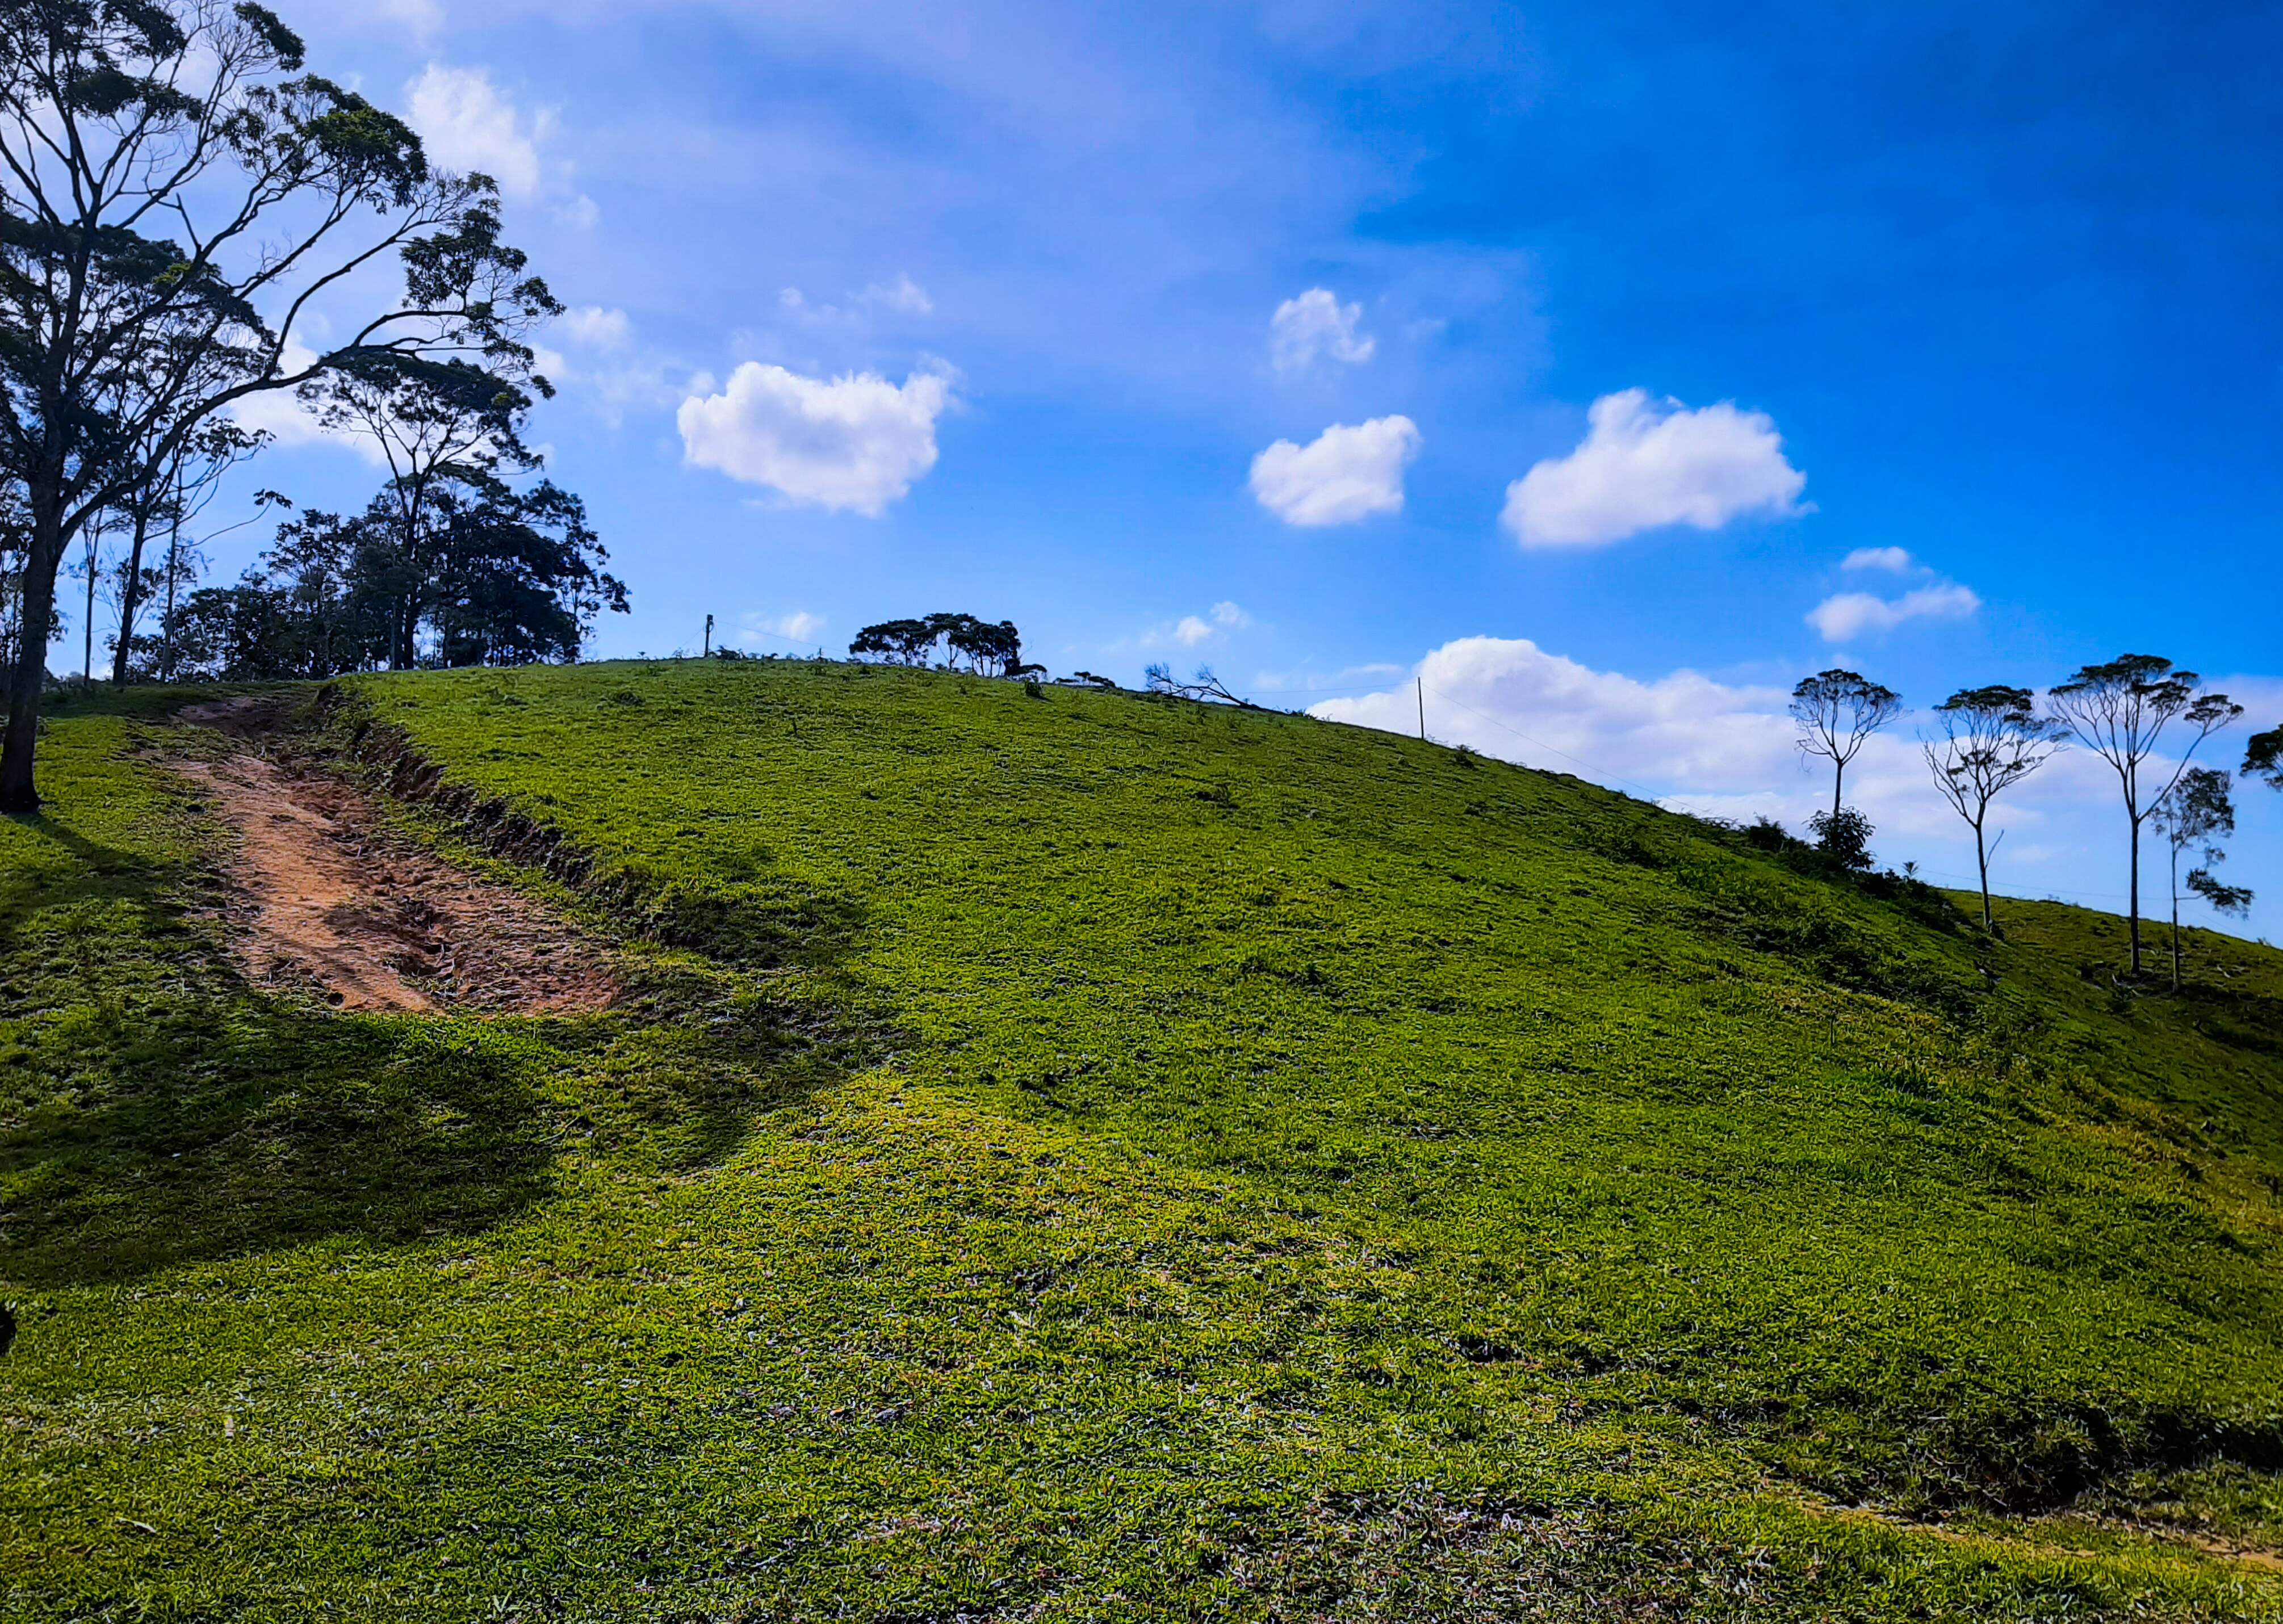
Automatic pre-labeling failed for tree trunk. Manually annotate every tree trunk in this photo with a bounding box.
[111,506,152,686]
[1832,760,1844,819]
[81,545,95,691]
[2171,845,2183,994]
[2127,815,2142,977]
[1,507,65,812]
[1974,818,1992,929]
[161,516,181,683]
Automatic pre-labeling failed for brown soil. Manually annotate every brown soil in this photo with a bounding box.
[167,698,618,1015]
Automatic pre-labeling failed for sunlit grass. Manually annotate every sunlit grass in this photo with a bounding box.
[3,660,2279,1620]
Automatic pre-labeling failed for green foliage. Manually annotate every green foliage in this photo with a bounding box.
[5,664,2282,1620]
[1807,804,1876,870]
[849,611,1028,674]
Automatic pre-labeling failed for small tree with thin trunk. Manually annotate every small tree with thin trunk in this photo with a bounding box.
[108,418,263,684]
[1790,669,1903,818]
[2047,654,2241,979]
[1921,685,2066,928]
[2151,768,2240,992]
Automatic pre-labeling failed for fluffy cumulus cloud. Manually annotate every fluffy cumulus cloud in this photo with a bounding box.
[1270,288,1375,372]
[1250,415,1420,527]
[1843,545,1913,573]
[1500,389,1808,548]
[1316,637,1798,802]
[407,65,547,199]
[1174,615,1214,646]
[405,64,594,223]
[1304,636,2207,912]
[677,363,956,515]
[1807,582,1982,642]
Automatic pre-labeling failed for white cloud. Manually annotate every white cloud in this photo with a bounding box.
[1270,288,1375,372]
[1500,388,1808,548]
[860,274,934,315]
[1843,546,1913,573]
[1807,582,1981,642]
[677,363,956,515]
[743,610,826,646]
[406,65,551,202]
[780,288,805,310]
[1302,636,2134,903]
[559,307,632,350]
[1316,637,1798,801]
[1250,415,1420,527]
[555,194,600,230]
[228,335,386,465]
[378,0,444,42]
[1122,603,1252,653]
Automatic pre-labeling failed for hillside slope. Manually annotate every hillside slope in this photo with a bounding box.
[4,658,2281,1622]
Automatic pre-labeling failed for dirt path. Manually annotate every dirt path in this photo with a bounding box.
[167,699,617,1015]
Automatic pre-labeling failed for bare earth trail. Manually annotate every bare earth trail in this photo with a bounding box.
[165,697,618,1015]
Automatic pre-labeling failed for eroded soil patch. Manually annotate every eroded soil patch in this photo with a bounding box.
[167,700,617,1014]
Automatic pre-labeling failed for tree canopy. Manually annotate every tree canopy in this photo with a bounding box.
[1789,668,1903,817]
[849,613,1030,676]
[1921,684,2066,927]
[2047,654,2242,976]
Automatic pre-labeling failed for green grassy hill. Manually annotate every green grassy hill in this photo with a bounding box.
[5,658,2282,1621]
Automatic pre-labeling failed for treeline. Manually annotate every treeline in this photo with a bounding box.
[0,3,619,810]
[153,470,622,683]
[1784,662,2278,987]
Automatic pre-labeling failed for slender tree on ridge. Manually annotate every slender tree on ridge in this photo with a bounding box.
[2047,654,2241,978]
[2151,767,2243,992]
[1790,669,1903,819]
[0,0,559,810]
[1921,685,2066,928]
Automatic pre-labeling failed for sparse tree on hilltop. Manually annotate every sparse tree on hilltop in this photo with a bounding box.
[1790,669,1903,818]
[2047,655,2241,978]
[1921,685,2067,928]
[849,612,1031,675]
[2152,767,2247,992]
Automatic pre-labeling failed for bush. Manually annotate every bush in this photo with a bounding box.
[1808,806,1875,871]
[1742,815,1792,853]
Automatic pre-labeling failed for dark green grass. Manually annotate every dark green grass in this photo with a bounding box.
[3,660,2280,1621]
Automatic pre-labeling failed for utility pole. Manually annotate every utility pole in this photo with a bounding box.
[1417,678,1425,741]
[703,614,713,658]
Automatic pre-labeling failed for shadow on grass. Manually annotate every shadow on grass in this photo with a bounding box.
[1,812,868,1289]
[1,997,563,1286]
[2,984,867,1287]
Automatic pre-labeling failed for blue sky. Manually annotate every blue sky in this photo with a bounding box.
[116,0,2283,924]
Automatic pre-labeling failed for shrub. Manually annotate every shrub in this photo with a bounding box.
[1808,806,1875,871]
